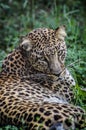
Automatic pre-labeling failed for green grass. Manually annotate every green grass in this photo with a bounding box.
[0,0,86,129]
[0,126,18,130]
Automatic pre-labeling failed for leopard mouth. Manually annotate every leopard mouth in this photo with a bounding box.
[50,67,66,78]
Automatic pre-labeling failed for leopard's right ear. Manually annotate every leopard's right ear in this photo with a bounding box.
[20,38,32,51]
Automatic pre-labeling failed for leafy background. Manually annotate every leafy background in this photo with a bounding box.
[0,0,86,129]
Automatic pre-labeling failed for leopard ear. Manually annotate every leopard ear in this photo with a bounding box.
[55,25,67,39]
[20,39,32,51]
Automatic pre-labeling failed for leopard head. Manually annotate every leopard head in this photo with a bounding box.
[19,25,67,75]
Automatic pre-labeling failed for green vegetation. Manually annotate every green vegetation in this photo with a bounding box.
[0,0,86,129]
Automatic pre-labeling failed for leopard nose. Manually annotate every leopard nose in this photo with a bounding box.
[50,68,62,76]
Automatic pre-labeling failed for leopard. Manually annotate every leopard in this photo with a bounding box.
[0,25,86,130]
[1,25,75,102]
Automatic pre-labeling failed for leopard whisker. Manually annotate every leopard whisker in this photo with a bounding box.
[67,59,82,67]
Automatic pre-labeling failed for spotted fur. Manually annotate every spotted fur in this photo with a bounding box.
[0,25,86,130]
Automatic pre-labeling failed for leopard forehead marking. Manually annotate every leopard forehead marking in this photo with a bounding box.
[21,26,67,51]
